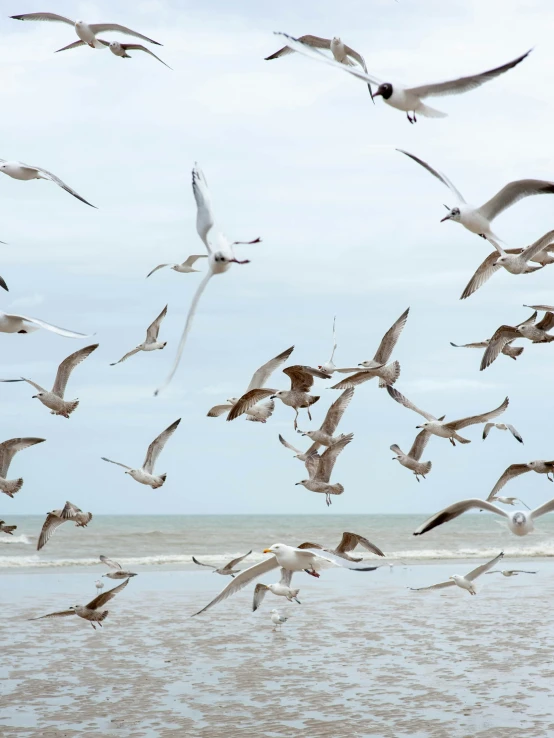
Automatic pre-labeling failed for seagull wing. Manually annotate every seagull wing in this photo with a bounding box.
[414,499,509,536]
[265,34,331,60]
[505,424,523,443]
[20,378,47,393]
[451,341,489,349]
[119,44,171,68]
[245,346,295,392]
[328,316,337,364]
[298,547,379,571]
[55,39,86,53]
[446,396,509,431]
[319,388,354,435]
[0,437,45,478]
[386,385,436,421]
[460,251,506,300]
[517,311,538,328]
[11,12,74,24]
[193,556,280,615]
[192,165,215,251]
[145,305,167,342]
[246,399,275,422]
[315,433,353,482]
[304,451,321,480]
[192,556,217,569]
[465,552,504,581]
[4,312,91,338]
[520,230,554,262]
[52,344,98,398]
[396,150,465,203]
[146,264,171,278]
[523,304,554,312]
[100,555,122,571]
[330,370,380,389]
[60,501,82,520]
[101,457,132,471]
[487,464,531,499]
[407,50,531,99]
[227,389,275,421]
[29,610,76,620]
[23,164,96,208]
[88,24,162,45]
[142,418,181,474]
[252,583,269,611]
[407,430,431,460]
[535,311,554,332]
[110,347,142,366]
[410,580,455,591]
[335,532,385,558]
[278,434,303,455]
[373,308,410,364]
[207,404,233,418]
[478,179,554,222]
[284,365,330,392]
[86,578,130,610]
[224,550,253,570]
[481,327,521,371]
[37,513,66,551]
[183,254,208,268]
[530,497,554,521]
[483,423,494,440]
[279,568,294,586]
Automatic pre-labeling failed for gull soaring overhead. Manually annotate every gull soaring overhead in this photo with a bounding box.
[483,423,523,444]
[481,311,554,371]
[298,388,354,450]
[192,551,253,577]
[99,555,137,580]
[111,306,168,366]
[410,552,504,595]
[0,159,96,207]
[37,501,92,550]
[0,311,91,337]
[487,461,554,501]
[147,254,207,279]
[451,340,524,362]
[253,569,301,611]
[295,433,353,506]
[390,431,432,482]
[0,437,45,498]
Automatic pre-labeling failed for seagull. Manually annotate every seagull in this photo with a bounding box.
[102,418,180,489]
[387,385,508,446]
[330,308,409,390]
[95,580,104,594]
[398,150,554,240]
[487,496,530,508]
[413,498,554,537]
[10,13,162,49]
[0,520,17,535]
[390,431,432,482]
[227,365,330,429]
[318,316,338,374]
[99,555,138,580]
[278,435,320,463]
[0,160,96,207]
[253,569,301,611]
[10,344,98,418]
[155,165,260,394]
[146,255,207,279]
[410,552,503,595]
[265,35,373,97]
[450,340,524,362]
[481,311,554,371]
[192,551,253,577]
[297,532,385,562]
[460,231,554,299]
[486,569,537,577]
[193,542,378,615]
[0,311,91,337]
[297,388,354,449]
[0,437,45,498]
[273,33,530,123]
[86,40,171,68]
[37,501,93,550]
[483,423,523,444]
[488,461,554,503]
[270,609,288,631]
[29,578,130,630]
[295,433,353,506]
[111,305,167,366]
[207,346,294,422]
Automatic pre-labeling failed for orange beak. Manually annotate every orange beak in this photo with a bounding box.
[263,548,272,554]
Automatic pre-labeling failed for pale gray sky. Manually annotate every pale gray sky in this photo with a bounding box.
[2,0,553,515]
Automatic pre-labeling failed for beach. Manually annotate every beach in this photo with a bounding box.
[2,515,554,737]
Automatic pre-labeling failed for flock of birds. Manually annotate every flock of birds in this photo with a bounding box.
[0,16,552,630]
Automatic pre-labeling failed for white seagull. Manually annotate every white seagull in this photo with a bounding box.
[74,39,171,68]
[37,501,92,551]
[390,431,432,482]
[413,498,554,537]
[0,437,45,498]
[398,150,554,241]
[193,542,378,615]
[483,422,523,444]
[111,305,168,366]
[410,552,504,595]
[0,311,91,337]
[100,555,137,580]
[387,385,509,446]
[11,12,162,49]
[95,580,104,594]
[273,33,530,123]
[146,255,207,279]
[270,609,288,630]
[102,418,181,489]
[0,160,96,207]
[155,165,260,394]
[207,346,294,423]
[253,569,301,611]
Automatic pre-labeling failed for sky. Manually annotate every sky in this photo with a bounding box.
[1,0,553,515]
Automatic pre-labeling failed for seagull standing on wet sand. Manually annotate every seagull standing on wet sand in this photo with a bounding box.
[192,551,253,577]
[0,437,45,498]
[155,165,260,394]
[270,609,288,631]
[410,552,504,595]
[111,306,168,366]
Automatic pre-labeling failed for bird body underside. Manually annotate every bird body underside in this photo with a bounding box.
[129,469,166,488]
[0,477,23,497]
[396,456,431,476]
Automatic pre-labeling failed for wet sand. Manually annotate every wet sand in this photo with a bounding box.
[2,562,554,737]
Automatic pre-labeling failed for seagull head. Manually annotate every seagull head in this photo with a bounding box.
[31,392,45,400]
[373,83,393,100]
[493,255,510,267]
[332,36,341,44]
[263,543,283,554]
[301,431,315,439]
[295,480,309,487]
[270,391,284,400]
[441,206,460,223]
[109,41,122,51]
[415,422,430,430]
[512,512,527,526]
[449,575,460,583]
[226,397,239,404]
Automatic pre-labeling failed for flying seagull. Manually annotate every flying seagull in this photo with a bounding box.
[80,39,171,67]
[111,305,167,365]
[298,531,385,562]
[99,555,137,580]
[0,437,45,497]
[387,385,508,445]
[29,578,130,630]
[297,388,354,449]
[227,365,330,429]
[192,551,253,577]
[0,159,96,207]
[330,308,409,390]
[0,311,91,337]
[413,498,554,537]
[265,35,373,97]
[486,496,530,509]
[451,339,523,362]
[146,254,207,279]
[0,521,17,535]
[155,165,260,394]
[487,461,554,502]
[295,433,353,506]
[102,418,181,489]
[410,552,504,595]
[390,430,432,482]
[253,569,301,611]
[480,311,554,371]
[486,569,537,577]
[10,13,162,49]
[193,542,378,615]
[207,346,294,422]
[272,33,530,123]
[37,501,92,551]
[398,150,554,241]
[483,423,523,444]
[10,344,98,418]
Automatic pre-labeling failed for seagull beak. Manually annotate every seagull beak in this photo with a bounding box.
[31,395,37,399]
[262,548,272,554]
[373,89,382,98]
[415,425,422,429]
[295,482,302,486]
[440,214,452,222]
[270,395,277,399]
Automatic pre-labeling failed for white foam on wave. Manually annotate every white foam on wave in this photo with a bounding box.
[0,534,31,545]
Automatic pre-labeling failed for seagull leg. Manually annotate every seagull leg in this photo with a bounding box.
[304,568,320,578]
[406,112,414,124]
[449,438,456,447]
[415,475,420,483]
[98,621,103,628]
[547,473,553,482]
[307,407,313,422]
[232,237,262,245]
[294,409,299,430]
[90,622,96,630]
[229,258,251,265]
